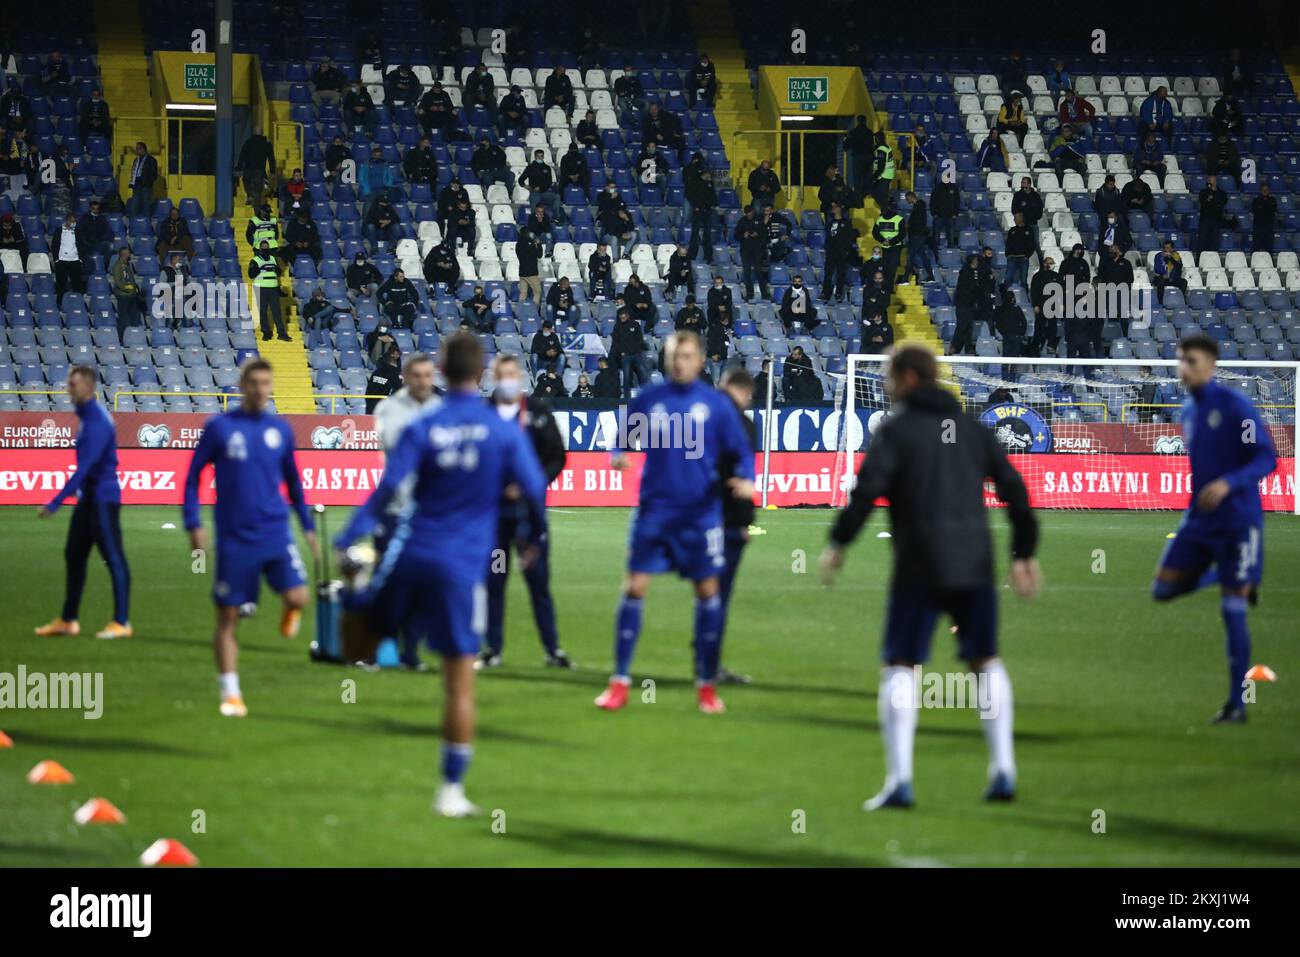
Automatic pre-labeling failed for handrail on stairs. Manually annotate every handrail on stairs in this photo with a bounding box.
[729,128,916,208]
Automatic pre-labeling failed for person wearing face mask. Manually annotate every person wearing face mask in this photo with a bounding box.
[588,242,613,300]
[1028,255,1061,356]
[598,183,637,259]
[706,275,733,323]
[347,252,382,301]
[1097,210,1131,255]
[480,354,572,671]
[780,275,818,333]
[948,254,981,356]
[689,53,718,107]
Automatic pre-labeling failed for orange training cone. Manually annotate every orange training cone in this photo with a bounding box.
[26,760,75,784]
[0,730,12,748]
[74,797,127,826]
[1246,664,1277,683]
[139,838,199,867]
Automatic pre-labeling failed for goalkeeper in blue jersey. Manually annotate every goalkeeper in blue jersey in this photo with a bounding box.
[595,331,756,715]
[182,358,317,718]
[335,333,548,817]
[1152,334,1278,723]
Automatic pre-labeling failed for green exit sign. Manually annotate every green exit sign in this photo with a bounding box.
[184,63,216,100]
[787,76,829,108]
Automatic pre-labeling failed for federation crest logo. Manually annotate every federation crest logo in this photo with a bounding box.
[311,426,346,449]
[137,424,171,448]
[979,403,1052,453]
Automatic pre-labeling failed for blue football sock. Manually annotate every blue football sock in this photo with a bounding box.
[614,596,643,679]
[693,594,724,684]
[441,742,473,785]
[1221,595,1251,709]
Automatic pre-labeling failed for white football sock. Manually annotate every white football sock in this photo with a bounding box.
[219,672,242,698]
[978,659,1015,781]
[878,665,918,786]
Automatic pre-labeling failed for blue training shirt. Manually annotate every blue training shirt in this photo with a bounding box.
[182,407,314,547]
[1182,378,1277,529]
[335,390,547,578]
[48,399,121,511]
[617,378,755,520]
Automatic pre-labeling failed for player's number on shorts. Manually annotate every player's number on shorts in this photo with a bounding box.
[706,526,724,558]
[1237,526,1261,582]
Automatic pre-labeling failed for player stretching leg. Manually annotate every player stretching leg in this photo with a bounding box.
[182,359,317,717]
[335,334,547,818]
[820,345,1041,808]
[35,366,133,640]
[1152,334,1277,724]
[714,367,758,684]
[595,331,756,714]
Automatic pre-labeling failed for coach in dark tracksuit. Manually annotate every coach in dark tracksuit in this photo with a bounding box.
[715,367,758,684]
[36,366,132,639]
[481,356,571,669]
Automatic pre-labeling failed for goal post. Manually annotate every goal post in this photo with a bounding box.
[830,354,1300,515]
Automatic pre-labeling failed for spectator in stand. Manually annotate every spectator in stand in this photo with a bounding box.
[780,274,818,333]
[735,205,769,302]
[573,374,595,398]
[462,63,496,122]
[675,293,706,334]
[610,306,650,398]
[903,190,934,283]
[0,212,28,276]
[818,165,852,230]
[1049,124,1088,179]
[706,274,734,323]
[642,102,684,158]
[40,51,73,99]
[543,65,575,118]
[416,80,456,136]
[1252,184,1277,254]
[705,306,732,383]
[520,149,563,225]
[422,239,460,289]
[623,273,657,328]
[823,204,859,302]
[1057,89,1095,139]
[1004,211,1037,289]
[597,183,637,259]
[546,276,579,326]
[154,205,193,265]
[994,288,1027,359]
[472,134,514,191]
[1132,131,1167,187]
[930,178,960,249]
[763,206,791,264]
[302,286,345,332]
[905,122,940,180]
[1011,176,1044,242]
[377,267,421,328]
[311,57,346,109]
[236,125,275,207]
[995,93,1028,142]
[1121,175,1155,221]
[783,346,823,403]
[534,369,567,399]
[385,63,421,107]
[521,203,553,251]
[109,247,143,339]
[364,194,401,250]
[516,231,542,306]
[1,79,32,135]
[636,140,669,201]
[78,87,111,144]
[436,177,467,231]
[588,242,613,299]
[861,268,895,354]
[575,109,601,148]
[1097,210,1132,256]
[747,158,781,214]
[1222,48,1253,96]
[665,244,691,301]
[593,356,621,398]
[342,81,376,135]
[685,158,717,264]
[463,284,493,332]
[1204,132,1242,189]
[1046,59,1072,99]
[402,136,438,187]
[976,128,1008,172]
[346,251,382,301]
[530,319,565,375]
[1093,173,1124,223]
[53,212,83,301]
[688,52,717,107]
[844,115,875,204]
[74,199,112,274]
[359,144,394,214]
[1028,255,1060,356]
[365,345,402,413]
[364,324,396,366]
[1152,241,1188,306]
[1096,243,1135,338]
[1139,86,1175,142]
[1210,92,1244,138]
[496,84,528,139]
[614,71,645,115]
[284,206,322,265]
[279,167,313,218]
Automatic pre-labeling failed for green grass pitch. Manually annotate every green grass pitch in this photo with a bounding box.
[1,505,1297,867]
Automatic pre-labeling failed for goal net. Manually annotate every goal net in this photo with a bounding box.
[829,355,1299,514]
